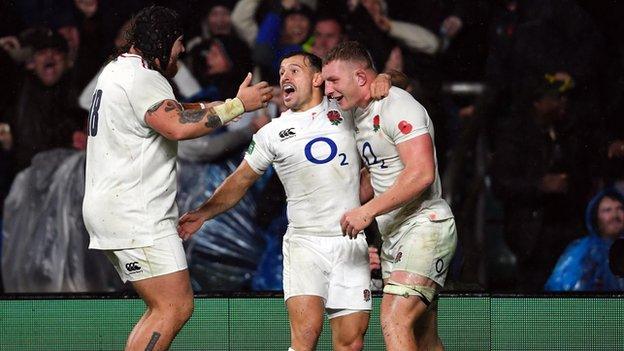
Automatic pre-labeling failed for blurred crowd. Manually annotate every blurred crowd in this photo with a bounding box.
[1,0,623,294]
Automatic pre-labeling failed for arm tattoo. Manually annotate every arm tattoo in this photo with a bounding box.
[205,115,223,128]
[144,331,161,351]
[147,100,165,114]
[178,106,222,129]
[179,109,206,123]
[164,100,181,112]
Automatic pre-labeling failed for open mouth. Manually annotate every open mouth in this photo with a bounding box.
[282,83,296,100]
[329,93,344,103]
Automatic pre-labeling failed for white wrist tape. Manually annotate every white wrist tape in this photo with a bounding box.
[199,102,206,109]
[214,98,245,124]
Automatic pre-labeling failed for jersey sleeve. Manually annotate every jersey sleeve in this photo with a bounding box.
[380,90,430,145]
[244,124,275,174]
[128,69,176,127]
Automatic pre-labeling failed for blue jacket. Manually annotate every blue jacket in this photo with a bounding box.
[544,189,624,291]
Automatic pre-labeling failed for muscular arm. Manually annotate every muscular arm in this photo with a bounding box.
[145,100,228,141]
[341,134,435,236]
[146,73,272,140]
[177,160,262,240]
[363,134,435,217]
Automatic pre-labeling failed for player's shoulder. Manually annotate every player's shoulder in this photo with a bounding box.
[381,87,425,111]
[255,114,290,139]
[385,86,418,103]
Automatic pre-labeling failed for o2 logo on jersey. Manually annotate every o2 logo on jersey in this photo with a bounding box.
[361,142,388,169]
[304,137,348,166]
[87,89,103,137]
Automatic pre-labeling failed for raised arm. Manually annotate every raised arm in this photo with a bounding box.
[145,73,272,140]
[177,160,262,240]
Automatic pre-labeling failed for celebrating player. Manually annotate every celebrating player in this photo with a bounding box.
[322,41,457,351]
[82,6,272,351]
[177,51,390,351]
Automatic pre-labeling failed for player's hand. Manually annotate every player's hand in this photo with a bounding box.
[369,247,381,271]
[177,210,207,241]
[340,206,374,238]
[236,73,273,112]
[370,73,392,100]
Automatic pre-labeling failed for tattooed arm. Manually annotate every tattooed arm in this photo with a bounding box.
[145,100,227,140]
[144,73,273,140]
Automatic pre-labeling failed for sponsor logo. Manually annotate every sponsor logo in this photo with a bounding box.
[125,262,142,272]
[327,110,343,125]
[246,140,255,154]
[398,120,413,134]
[373,115,380,132]
[363,289,371,302]
[435,258,444,274]
[278,128,296,140]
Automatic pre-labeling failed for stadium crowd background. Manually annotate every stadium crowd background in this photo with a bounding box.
[0,0,623,294]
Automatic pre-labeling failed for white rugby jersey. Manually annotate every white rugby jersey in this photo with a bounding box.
[83,54,178,250]
[244,98,361,236]
[353,87,453,237]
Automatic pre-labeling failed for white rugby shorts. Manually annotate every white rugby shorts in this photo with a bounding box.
[282,231,372,314]
[381,216,457,287]
[104,234,188,283]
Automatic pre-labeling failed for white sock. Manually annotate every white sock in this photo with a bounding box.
[288,348,296,351]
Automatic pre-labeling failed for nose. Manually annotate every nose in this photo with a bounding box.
[280,72,291,85]
[325,83,334,97]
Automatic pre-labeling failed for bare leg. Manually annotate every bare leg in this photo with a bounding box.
[381,271,439,351]
[414,306,444,351]
[286,296,325,351]
[125,269,194,351]
[330,311,369,351]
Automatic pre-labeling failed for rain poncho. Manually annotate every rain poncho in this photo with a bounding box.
[544,188,624,291]
[2,149,121,292]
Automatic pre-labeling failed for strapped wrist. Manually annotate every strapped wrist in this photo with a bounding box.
[214,98,245,124]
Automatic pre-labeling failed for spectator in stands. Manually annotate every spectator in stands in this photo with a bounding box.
[492,73,591,292]
[252,2,314,84]
[185,7,252,102]
[545,189,624,291]
[186,1,239,51]
[4,29,83,172]
[309,15,345,59]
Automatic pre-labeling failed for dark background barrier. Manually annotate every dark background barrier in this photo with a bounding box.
[1,293,622,350]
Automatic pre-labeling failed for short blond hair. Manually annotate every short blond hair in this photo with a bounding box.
[323,41,376,72]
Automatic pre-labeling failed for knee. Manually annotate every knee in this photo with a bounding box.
[292,323,322,346]
[338,337,364,351]
[155,295,194,326]
[176,295,194,323]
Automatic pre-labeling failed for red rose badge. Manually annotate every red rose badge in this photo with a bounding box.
[327,110,343,125]
[373,115,380,132]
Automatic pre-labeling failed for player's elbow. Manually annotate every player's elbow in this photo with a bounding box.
[420,171,435,188]
[162,129,186,141]
[408,168,434,190]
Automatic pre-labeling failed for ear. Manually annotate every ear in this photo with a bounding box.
[312,71,323,88]
[355,69,367,86]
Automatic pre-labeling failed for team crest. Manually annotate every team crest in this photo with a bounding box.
[373,115,380,132]
[327,110,343,125]
[363,289,371,302]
